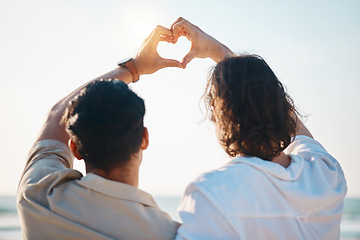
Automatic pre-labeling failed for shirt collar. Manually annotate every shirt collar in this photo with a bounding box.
[229,154,304,181]
[76,173,158,208]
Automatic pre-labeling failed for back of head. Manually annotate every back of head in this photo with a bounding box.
[205,54,297,160]
[63,79,145,172]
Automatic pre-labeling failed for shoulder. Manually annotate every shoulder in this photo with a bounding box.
[285,135,347,198]
[189,162,242,188]
[20,139,78,185]
[182,158,258,209]
[177,160,259,239]
[190,157,265,188]
[285,135,328,156]
[285,135,344,173]
[27,139,74,168]
[18,140,82,207]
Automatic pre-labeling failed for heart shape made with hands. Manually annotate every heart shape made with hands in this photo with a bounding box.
[157,36,191,63]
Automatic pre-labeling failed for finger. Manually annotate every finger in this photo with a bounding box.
[170,17,185,43]
[170,17,185,34]
[181,51,196,68]
[170,17,185,30]
[148,26,172,49]
[159,58,182,69]
[171,37,178,44]
[172,22,185,40]
[149,25,174,48]
[160,35,174,43]
[171,31,186,44]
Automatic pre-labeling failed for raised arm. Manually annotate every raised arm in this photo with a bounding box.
[170,17,233,67]
[36,26,181,145]
[293,113,313,138]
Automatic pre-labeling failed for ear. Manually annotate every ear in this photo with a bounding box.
[69,139,82,160]
[141,127,149,150]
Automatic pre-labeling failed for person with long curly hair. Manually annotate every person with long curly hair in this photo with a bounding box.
[171,17,347,240]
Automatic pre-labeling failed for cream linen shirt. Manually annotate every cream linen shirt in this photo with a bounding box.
[176,136,347,240]
[17,140,179,240]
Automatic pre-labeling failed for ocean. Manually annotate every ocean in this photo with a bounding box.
[1,196,359,240]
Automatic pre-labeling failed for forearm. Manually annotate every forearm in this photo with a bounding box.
[209,37,233,63]
[36,66,133,144]
[292,113,313,139]
[35,24,181,145]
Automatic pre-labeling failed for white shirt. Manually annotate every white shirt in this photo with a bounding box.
[176,136,347,240]
[17,140,179,240]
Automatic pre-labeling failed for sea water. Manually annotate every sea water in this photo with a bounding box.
[1,196,359,240]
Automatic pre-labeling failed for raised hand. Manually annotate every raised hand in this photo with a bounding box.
[171,17,232,68]
[133,25,182,76]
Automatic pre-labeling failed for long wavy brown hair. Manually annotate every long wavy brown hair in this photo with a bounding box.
[205,54,297,161]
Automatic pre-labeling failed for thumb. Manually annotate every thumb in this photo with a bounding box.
[159,58,182,69]
[181,51,196,68]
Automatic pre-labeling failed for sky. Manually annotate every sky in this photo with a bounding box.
[0,0,359,197]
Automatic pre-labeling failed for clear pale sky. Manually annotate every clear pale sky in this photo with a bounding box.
[0,0,359,197]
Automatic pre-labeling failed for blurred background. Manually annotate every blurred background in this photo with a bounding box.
[0,0,359,239]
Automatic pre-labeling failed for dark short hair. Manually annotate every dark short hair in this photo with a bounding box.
[63,79,145,172]
[205,54,297,160]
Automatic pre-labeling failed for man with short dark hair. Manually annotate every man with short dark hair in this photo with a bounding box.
[17,26,181,240]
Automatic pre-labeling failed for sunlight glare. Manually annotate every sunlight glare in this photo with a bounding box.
[115,3,166,49]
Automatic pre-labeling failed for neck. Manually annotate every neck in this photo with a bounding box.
[271,151,291,168]
[86,155,140,187]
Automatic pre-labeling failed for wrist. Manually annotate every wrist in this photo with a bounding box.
[132,57,143,76]
[211,43,233,63]
[117,57,140,83]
